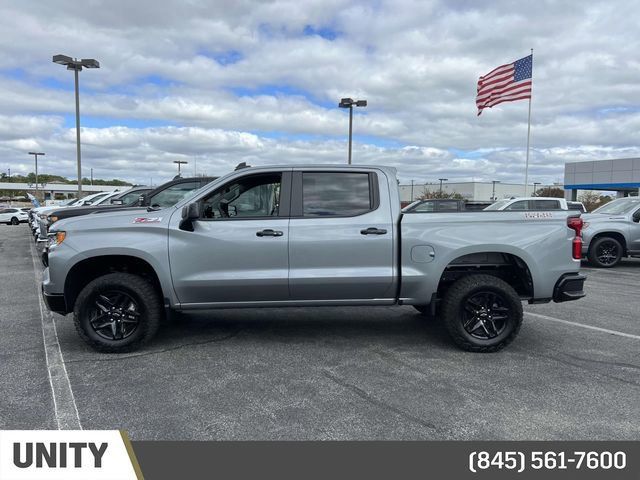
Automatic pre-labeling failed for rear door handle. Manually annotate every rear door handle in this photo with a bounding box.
[256,229,284,237]
[360,227,387,235]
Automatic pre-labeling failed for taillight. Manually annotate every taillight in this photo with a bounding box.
[567,216,583,260]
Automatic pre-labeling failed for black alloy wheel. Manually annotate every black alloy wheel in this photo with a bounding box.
[89,290,141,340]
[595,240,620,266]
[10,217,19,225]
[462,291,510,340]
[74,272,162,352]
[441,274,523,352]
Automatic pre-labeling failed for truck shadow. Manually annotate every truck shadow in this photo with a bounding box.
[156,307,454,351]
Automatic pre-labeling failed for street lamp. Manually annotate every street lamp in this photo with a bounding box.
[173,160,188,176]
[438,178,448,196]
[410,179,414,201]
[492,180,500,201]
[52,54,100,198]
[28,152,45,200]
[533,182,541,196]
[338,97,367,165]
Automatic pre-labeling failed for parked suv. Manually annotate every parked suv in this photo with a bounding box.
[0,207,29,225]
[582,197,640,267]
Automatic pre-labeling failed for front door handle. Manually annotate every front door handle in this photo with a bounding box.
[360,227,387,235]
[256,229,284,237]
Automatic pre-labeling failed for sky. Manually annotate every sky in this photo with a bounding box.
[1,0,639,187]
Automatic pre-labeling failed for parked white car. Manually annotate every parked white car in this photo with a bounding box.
[484,197,579,211]
[0,207,30,225]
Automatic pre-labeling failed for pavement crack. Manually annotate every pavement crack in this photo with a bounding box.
[64,330,242,363]
[531,352,640,388]
[322,369,440,433]
[561,353,640,371]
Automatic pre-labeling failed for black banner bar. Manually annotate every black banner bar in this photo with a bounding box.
[132,441,639,480]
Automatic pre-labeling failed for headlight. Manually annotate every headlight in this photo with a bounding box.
[50,231,66,246]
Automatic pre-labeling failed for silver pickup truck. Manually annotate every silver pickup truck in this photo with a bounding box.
[42,165,586,353]
[582,197,640,267]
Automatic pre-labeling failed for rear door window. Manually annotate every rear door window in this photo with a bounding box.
[532,199,561,210]
[302,172,373,217]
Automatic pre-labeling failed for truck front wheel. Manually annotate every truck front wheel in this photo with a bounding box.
[441,275,523,353]
[73,273,162,353]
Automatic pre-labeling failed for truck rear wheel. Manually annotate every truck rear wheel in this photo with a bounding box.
[73,273,162,353]
[441,274,522,353]
[588,236,622,268]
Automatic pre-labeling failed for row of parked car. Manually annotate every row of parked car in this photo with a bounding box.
[28,176,216,248]
[403,195,640,267]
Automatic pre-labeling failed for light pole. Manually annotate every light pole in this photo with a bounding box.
[492,180,500,201]
[533,182,541,196]
[438,178,448,197]
[410,179,414,201]
[28,152,45,200]
[52,54,100,198]
[338,98,367,164]
[174,160,188,176]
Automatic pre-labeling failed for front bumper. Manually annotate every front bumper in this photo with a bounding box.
[41,285,67,315]
[553,273,586,302]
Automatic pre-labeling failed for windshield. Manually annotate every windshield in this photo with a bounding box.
[484,200,510,210]
[592,198,640,215]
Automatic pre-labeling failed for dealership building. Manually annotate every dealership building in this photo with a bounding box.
[564,158,640,200]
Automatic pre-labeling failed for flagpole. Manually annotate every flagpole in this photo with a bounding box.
[524,48,533,196]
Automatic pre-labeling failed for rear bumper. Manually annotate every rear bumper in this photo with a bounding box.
[553,273,586,302]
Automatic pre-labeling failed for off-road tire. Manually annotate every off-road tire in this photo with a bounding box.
[74,273,162,353]
[441,274,523,353]
[588,236,623,268]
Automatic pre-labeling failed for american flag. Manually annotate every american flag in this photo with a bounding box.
[476,54,532,116]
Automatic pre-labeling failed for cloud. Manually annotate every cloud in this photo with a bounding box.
[0,0,638,188]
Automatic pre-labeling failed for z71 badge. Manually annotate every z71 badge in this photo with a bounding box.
[133,217,163,224]
[524,212,553,219]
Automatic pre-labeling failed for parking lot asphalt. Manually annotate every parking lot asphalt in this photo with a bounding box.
[1,224,639,440]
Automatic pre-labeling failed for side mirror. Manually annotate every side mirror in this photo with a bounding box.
[633,211,640,223]
[180,203,200,231]
[110,199,124,205]
[82,200,92,206]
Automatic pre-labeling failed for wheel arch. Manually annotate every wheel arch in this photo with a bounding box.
[437,251,535,299]
[64,255,165,313]
[589,231,627,255]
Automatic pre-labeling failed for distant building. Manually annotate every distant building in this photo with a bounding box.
[398,182,557,203]
[564,158,640,200]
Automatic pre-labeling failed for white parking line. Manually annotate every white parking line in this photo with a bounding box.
[29,240,82,430]
[526,312,640,340]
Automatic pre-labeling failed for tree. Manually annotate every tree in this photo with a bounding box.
[579,191,613,212]
[534,186,564,198]
[419,189,464,200]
